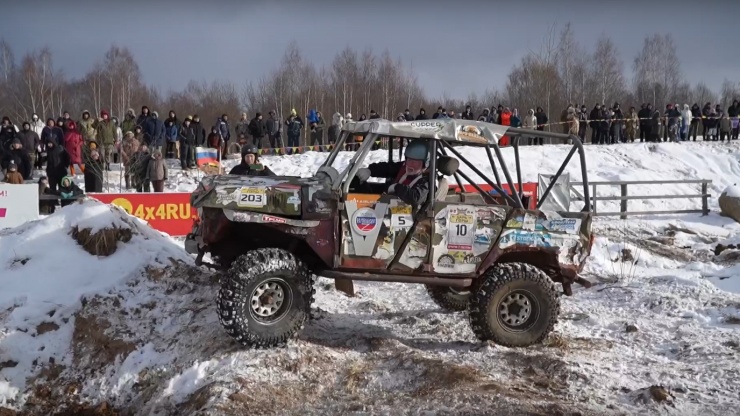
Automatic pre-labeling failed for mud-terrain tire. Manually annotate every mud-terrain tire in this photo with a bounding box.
[425,285,470,312]
[468,262,559,347]
[216,248,315,348]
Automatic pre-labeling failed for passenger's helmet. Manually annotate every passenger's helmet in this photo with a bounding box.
[241,144,259,157]
[404,140,429,165]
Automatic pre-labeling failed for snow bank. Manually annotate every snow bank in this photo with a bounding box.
[0,199,190,406]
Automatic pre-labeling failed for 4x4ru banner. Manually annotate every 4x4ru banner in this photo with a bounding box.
[89,193,196,236]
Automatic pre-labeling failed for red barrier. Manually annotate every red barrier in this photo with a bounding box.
[449,182,538,209]
[90,193,196,236]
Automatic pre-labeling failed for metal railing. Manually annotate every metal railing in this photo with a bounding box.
[569,179,711,218]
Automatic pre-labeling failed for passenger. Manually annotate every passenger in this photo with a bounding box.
[353,140,430,206]
[229,144,275,176]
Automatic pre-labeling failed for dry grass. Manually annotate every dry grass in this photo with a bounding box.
[724,315,740,325]
[71,227,133,257]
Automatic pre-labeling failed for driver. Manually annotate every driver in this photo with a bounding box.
[354,140,429,206]
[229,144,275,176]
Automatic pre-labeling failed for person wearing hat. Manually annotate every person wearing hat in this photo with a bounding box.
[2,138,33,180]
[121,108,137,135]
[18,121,40,169]
[146,149,168,193]
[178,116,196,170]
[266,110,282,149]
[44,138,70,192]
[285,109,303,148]
[353,140,430,206]
[38,176,57,214]
[215,113,230,155]
[56,176,83,207]
[93,110,117,170]
[79,110,97,143]
[235,112,249,145]
[4,160,24,184]
[229,144,274,176]
[84,146,105,193]
[62,120,84,175]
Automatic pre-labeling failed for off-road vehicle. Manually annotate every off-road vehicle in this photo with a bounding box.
[186,119,594,348]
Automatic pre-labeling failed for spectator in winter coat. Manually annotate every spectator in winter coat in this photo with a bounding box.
[207,126,222,159]
[2,139,33,180]
[404,109,414,121]
[522,109,537,130]
[533,107,548,145]
[145,111,166,152]
[510,109,521,128]
[38,177,57,214]
[720,112,732,142]
[329,112,343,145]
[120,132,140,189]
[599,108,610,145]
[589,104,602,144]
[248,113,266,149]
[680,104,692,141]
[650,108,661,142]
[4,161,23,184]
[690,103,701,141]
[39,118,61,169]
[131,144,151,192]
[461,105,474,120]
[310,111,325,146]
[567,107,579,137]
[121,109,136,135]
[57,176,83,207]
[164,113,179,158]
[83,149,104,193]
[234,113,250,145]
[664,104,680,142]
[0,124,17,151]
[146,150,168,193]
[285,109,303,147]
[396,113,407,122]
[61,112,71,132]
[637,104,650,142]
[192,115,206,151]
[179,117,196,169]
[478,108,491,122]
[215,114,230,154]
[94,110,117,170]
[79,110,97,143]
[229,144,275,176]
[431,107,442,119]
[266,111,282,148]
[416,108,428,120]
[30,114,45,137]
[611,103,624,143]
[345,113,353,122]
[358,114,367,121]
[63,121,84,175]
[701,102,713,140]
[18,122,40,168]
[136,106,151,129]
[730,100,740,141]
[577,105,588,141]
[44,140,70,192]
[499,107,512,146]
[560,106,571,134]
[369,110,381,120]
[625,107,639,142]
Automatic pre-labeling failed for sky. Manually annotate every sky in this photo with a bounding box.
[2,0,737,100]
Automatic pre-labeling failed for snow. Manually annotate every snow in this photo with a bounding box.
[3,140,740,415]
[723,185,740,198]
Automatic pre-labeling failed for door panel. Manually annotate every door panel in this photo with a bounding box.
[431,202,509,274]
[340,194,431,271]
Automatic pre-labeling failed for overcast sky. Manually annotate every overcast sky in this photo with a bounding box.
[2,0,736,100]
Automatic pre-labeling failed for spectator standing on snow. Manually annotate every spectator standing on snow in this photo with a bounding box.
[0,124,17,151]
[310,111,325,146]
[533,107,547,145]
[94,110,117,171]
[63,121,84,175]
[589,104,602,144]
[404,109,414,121]
[567,107,579,138]
[523,109,537,130]
[701,102,713,140]
[690,103,701,141]
[131,144,151,192]
[680,104,692,141]
[78,110,97,144]
[499,107,512,146]
[728,100,740,141]
[599,107,610,145]
[329,112,343,145]
[18,122,40,169]
[416,108,428,120]
[235,113,249,145]
[192,115,207,149]
[30,114,44,137]
[84,148,104,193]
[612,103,624,143]
[207,126,222,160]
[146,111,165,153]
[369,110,381,120]
[165,118,178,159]
[38,177,56,214]
[120,132,139,190]
[638,104,650,142]
[121,109,136,135]
[650,107,661,142]
[432,106,443,119]
[720,112,732,142]
[146,150,168,193]
[285,109,303,148]
[45,140,70,192]
[2,138,33,180]
[179,117,196,170]
[510,109,521,128]
[215,114,230,155]
[61,112,71,132]
[248,112,266,149]
[136,106,151,129]
[576,105,588,141]
[625,107,639,142]
[266,110,282,148]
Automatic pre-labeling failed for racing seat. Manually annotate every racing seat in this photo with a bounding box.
[435,156,459,201]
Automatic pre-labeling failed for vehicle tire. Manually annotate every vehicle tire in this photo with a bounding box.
[216,248,315,348]
[468,262,560,347]
[425,285,470,312]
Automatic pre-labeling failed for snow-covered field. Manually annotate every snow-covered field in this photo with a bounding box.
[2,141,740,415]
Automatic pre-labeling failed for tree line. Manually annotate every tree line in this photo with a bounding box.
[1,23,738,145]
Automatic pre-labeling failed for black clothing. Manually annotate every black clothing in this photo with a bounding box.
[228,162,275,176]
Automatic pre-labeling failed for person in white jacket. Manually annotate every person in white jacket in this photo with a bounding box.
[522,109,538,130]
[680,104,692,142]
[30,114,45,137]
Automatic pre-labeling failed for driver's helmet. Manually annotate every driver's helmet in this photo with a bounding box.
[405,140,430,165]
[241,144,259,157]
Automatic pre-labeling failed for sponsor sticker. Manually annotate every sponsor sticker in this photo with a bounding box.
[498,230,552,249]
[447,209,476,250]
[390,205,413,228]
[352,207,378,236]
[262,215,287,224]
[409,121,444,132]
[537,218,582,234]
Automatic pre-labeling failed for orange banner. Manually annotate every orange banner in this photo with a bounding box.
[90,193,196,236]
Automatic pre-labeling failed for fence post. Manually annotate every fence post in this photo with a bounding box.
[592,183,597,214]
[620,184,628,220]
[702,181,709,216]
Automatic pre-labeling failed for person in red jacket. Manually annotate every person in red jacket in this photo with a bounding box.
[499,107,512,146]
[64,120,84,175]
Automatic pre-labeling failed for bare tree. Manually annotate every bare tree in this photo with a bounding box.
[592,34,625,106]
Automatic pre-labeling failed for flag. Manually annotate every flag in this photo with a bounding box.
[196,147,219,166]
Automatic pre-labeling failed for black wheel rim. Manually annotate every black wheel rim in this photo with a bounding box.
[494,289,540,332]
[248,277,294,324]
